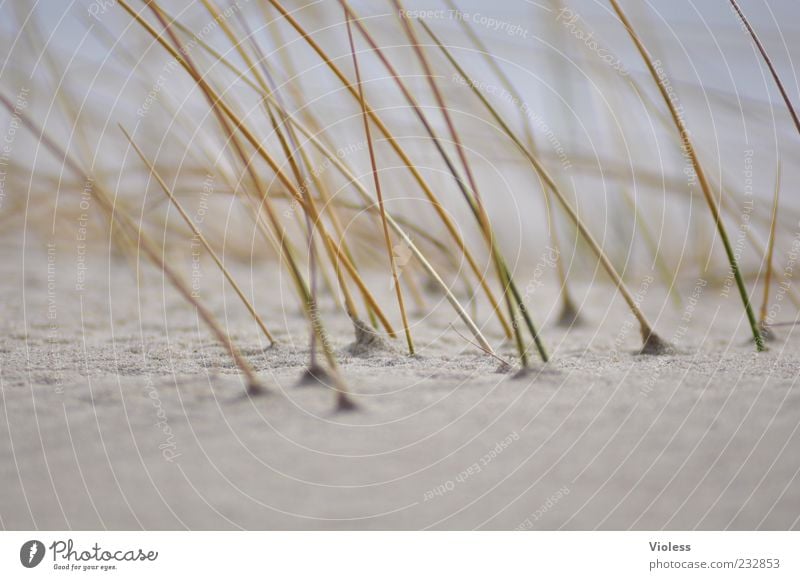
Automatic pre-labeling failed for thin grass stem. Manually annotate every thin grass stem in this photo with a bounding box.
[609,0,764,352]
[345,12,415,355]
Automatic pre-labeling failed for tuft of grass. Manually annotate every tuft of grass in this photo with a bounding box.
[609,0,764,352]
[122,0,358,409]
[418,17,669,355]
[345,10,415,356]
[344,0,549,364]
[265,0,515,344]
[167,21,497,355]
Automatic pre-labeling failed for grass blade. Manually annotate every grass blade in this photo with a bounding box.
[608,0,764,351]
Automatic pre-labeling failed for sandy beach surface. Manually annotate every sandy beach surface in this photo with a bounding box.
[2,242,799,530]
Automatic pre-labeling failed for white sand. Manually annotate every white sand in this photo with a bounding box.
[2,243,799,530]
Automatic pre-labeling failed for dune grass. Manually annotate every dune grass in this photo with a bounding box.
[345,10,415,356]
[418,17,669,354]
[609,0,764,352]
[4,0,797,411]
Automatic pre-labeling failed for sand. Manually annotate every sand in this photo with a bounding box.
[1,242,799,530]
